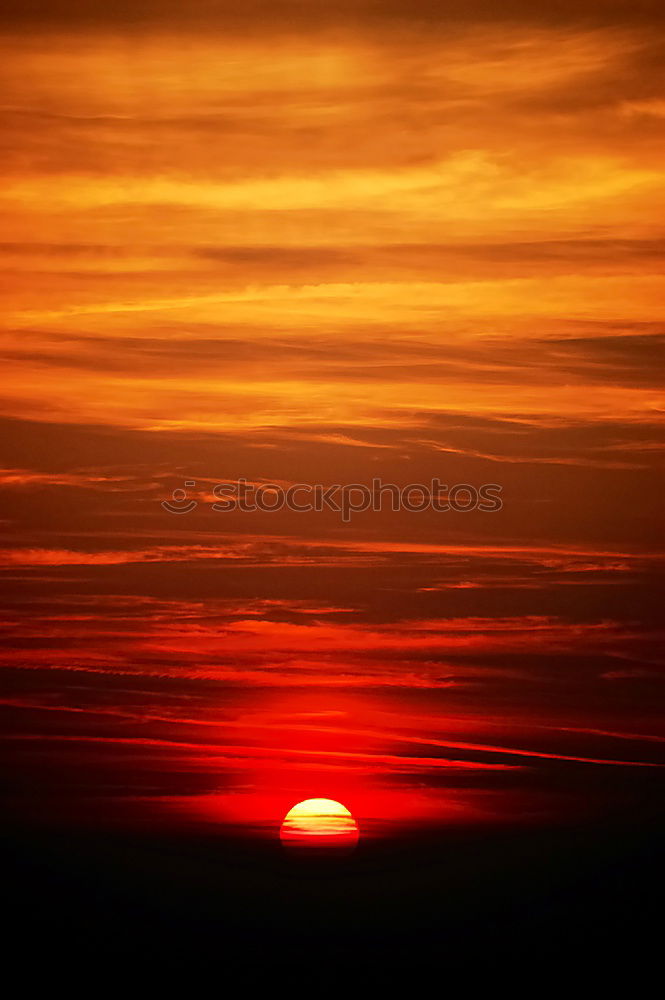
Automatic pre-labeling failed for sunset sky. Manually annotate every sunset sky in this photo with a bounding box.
[1,0,663,839]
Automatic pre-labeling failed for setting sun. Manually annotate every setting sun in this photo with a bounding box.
[280,799,359,853]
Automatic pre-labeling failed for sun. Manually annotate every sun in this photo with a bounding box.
[280,798,359,853]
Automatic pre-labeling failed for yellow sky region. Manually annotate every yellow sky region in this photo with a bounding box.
[6,275,665,325]
[2,157,662,263]
[3,154,661,217]
[0,355,658,432]
[2,26,663,233]
[1,25,663,432]
[0,28,634,99]
[0,29,622,98]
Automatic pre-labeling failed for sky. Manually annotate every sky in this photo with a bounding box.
[0,0,663,839]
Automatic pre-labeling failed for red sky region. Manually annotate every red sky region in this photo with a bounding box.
[0,0,663,839]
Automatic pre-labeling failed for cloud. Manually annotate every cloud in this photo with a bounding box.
[1,3,663,829]
[2,0,664,32]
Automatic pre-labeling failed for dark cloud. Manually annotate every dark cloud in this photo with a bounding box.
[2,0,664,32]
[2,325,662,397]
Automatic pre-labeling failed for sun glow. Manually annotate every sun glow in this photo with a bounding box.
[280,798,359,852]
